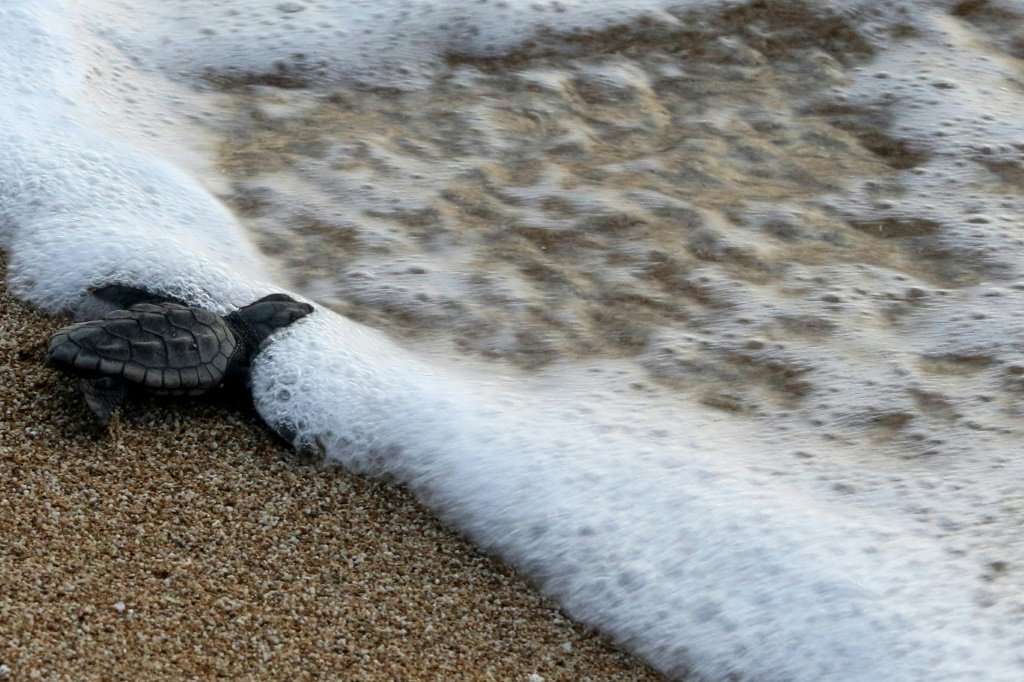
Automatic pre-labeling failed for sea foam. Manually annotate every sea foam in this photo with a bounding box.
[84,0,690,88]
[252,313,1020,679]
[2,1,1024,680]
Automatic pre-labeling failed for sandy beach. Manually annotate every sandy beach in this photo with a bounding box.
[0,254,662,680]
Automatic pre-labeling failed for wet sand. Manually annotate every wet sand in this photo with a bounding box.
[0,255,662,681]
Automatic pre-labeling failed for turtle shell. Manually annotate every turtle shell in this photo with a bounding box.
[47,302,237,394]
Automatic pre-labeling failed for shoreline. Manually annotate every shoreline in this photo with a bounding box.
[0,256,663,680]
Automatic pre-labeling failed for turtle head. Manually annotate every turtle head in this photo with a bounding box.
[230,293,314,346]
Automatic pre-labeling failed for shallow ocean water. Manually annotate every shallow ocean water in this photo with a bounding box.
[3,0,1024,679]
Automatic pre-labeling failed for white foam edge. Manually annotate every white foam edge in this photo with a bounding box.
[251,312,1022,680]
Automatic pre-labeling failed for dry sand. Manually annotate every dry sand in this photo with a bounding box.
[0,255,662,681]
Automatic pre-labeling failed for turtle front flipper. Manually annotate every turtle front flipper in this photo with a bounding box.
[92,284,189,309]
[80,377,126,427]
[75,285,190,322]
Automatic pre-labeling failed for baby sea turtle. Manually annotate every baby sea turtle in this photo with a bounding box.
[47,287,314,425]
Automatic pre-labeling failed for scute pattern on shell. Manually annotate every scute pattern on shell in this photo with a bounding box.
[47,302,236,392]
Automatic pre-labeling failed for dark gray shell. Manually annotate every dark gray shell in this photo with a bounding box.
[47,302,236,393]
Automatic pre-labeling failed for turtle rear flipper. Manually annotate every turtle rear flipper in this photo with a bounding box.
[80,377,126,426]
